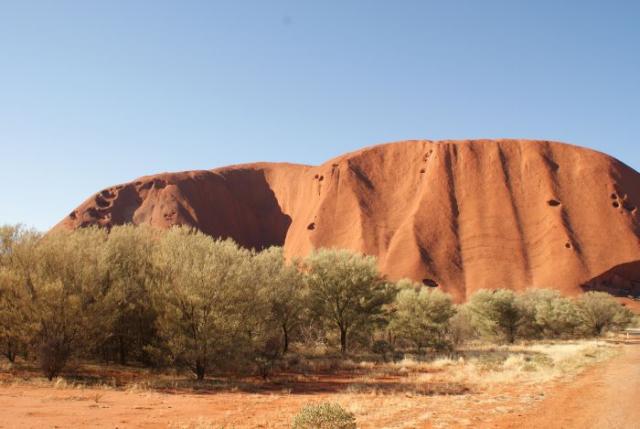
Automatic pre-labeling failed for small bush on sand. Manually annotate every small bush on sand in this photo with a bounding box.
[576,291,634,336]
[292,402,356,429]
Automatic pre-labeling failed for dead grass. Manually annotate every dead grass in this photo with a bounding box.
[168,418,227,429]
[390,340,619,388]
[0,340,617,395]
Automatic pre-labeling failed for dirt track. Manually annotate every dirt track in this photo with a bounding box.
[487,344,640,429]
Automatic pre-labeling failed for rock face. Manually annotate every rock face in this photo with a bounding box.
[55,140,640,303]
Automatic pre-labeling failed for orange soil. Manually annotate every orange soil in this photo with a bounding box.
[485,344,640,429]
[54,140,640,303]
[0,375,536,428]
[1,346,637,428]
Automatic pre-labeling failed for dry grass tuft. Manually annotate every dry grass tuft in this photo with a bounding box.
[168,417,226,429]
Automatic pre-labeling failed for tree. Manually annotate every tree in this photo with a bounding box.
[30,228,111,379]
[100,225,159,365]
[304,249,395,354]
[0,268,34,362]
[576,291,634,336]
[467,289,523,343]
[0,225,41,362]
[253,247,306,354]
[151,227,261,380]
[390,281,456,351]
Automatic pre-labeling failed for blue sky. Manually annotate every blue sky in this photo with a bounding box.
[1,1,639,230]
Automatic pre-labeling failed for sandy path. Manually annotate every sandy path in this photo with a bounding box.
[486,344,640,429]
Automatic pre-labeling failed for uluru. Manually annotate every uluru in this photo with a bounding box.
[54,139,640,305]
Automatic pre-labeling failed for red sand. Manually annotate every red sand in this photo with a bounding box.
[54,139,640,303]
[1,345,638,428]
[484,344,640,429]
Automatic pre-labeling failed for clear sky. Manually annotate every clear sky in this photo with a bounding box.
[1,1,639,230]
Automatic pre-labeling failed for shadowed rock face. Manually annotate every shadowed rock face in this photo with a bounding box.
[582,261,640,303]
[55,140,640,303]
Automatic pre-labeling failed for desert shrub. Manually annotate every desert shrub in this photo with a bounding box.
[0,225,41,362]
[517,289,581,339]
[253,247,308,354]
[575,291,634,336]
[632,313,640,328]
[100,225,159,365]
[633,315,640,330]
[511,290,541,339]
[341,325,377,353]
[390,282,456,351]
[38,334,72,380]
[371,339,394,361]
[291,402,356,429]
[467,289,523,343]
[252,335,283,379]
[151,227,264,380]
[0,268,34,362]
[447,305,477,346]
[305,249,396,354]
[30,228,111,379]
[468,288,632,341]
[0,225,43,268]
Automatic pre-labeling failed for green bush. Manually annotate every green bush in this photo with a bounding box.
[0,225,41,363]
[305,249,396,354]
[371,339,394,361]
[516,289,581,339]
[447,305,476,346]
[467,289,522,343]
[576,291,634,336]
[291,402,356,429]
[151,227,263,380]
[100,225,159,365]
[390,282,456,351]
[253,247,307,355]
[26,228,110,379]
[465,288,634,342]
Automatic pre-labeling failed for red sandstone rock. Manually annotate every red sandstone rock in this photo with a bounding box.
[54,140,640,303]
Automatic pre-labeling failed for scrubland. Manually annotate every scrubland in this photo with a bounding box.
[0,339,623,428]
[0,224,637,428]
